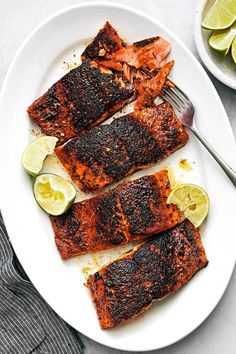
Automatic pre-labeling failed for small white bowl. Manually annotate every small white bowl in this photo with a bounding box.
[195,0,236,89]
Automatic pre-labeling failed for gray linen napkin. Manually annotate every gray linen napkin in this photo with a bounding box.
[0,212,83,354]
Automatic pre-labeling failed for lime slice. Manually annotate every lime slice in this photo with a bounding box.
[231,35,236,62]
[22,136,58,176]
[209,23,236,53]
[202,0,236,30]
[167,184,209,228]
[34,174,76,215]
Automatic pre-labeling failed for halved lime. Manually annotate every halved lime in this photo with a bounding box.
[34,174,76,215]
[209,22,236,53]
[202,0,236,30]
[22,136,58,176]
[231,35,236,63]
[167,184,209,228]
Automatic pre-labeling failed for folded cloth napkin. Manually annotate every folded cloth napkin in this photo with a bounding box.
[0,212,83,354]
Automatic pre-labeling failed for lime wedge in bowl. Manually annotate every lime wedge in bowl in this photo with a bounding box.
[22,136,58,176]
[231,35,236,63]
[167,184,210,228]
[209,22,236,53]
[202,0,236,30]
[34,174,76,216]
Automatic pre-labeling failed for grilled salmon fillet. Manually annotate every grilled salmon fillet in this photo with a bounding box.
[50,170,181,259]
[27,60,134,145]
[86,219,208,329]
[55,102,188,192]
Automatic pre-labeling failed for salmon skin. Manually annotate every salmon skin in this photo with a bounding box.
[86,219,208,329]
[55,102,188,192]
[27,60,134,145]
[50,170,181,259]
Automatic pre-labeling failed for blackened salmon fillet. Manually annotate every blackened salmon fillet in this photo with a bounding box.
[28,22,173,144]
[27,60,134,145]
[86,219,208,329]
[50,170,181,259]
[55,102,188,192]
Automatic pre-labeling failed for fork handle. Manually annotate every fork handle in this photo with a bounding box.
[190,126,236,187]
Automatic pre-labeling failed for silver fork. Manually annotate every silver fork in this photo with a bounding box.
[162,85,236,187]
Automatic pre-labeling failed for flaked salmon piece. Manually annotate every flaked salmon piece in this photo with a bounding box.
[82,24,172,84]
[27,60,134,145]
[55,102,187,192]
[134,60,174,110]
[122,62,133,82]
[112,37,171,71]
[50,170,181,259]
[81,21,124,61]
[96,60,124,72]
[86,219,208,329]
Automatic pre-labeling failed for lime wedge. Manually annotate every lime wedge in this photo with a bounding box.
[34,174,76,215]
[22,136,58,176]
[202,0,236,30]
[231,35,236,62]
[167,184,209,228]
[209,22,236,53]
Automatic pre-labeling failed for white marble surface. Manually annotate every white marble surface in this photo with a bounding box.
[0,0,236,353]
